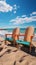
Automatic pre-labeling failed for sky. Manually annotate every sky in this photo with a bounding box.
[0,0,36,28]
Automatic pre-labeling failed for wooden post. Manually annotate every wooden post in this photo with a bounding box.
[5,34,7,45]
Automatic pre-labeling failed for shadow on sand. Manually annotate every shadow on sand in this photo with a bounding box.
[20,45,36,56]
[7,43,36,57]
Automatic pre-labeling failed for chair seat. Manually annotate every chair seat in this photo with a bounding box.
[5,37,13,41]
[16,40,30,46]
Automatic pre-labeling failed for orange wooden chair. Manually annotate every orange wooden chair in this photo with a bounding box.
[16,26,34,52]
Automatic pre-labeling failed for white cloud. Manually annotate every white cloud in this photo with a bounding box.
[10,16,29,25]
[10,12,36,25]
[13,4,20,14]
[32,12,36,15]
[30,12,36,16]
[10,16,24,24]
[22,15,26,17]
[0,0,6,1]
[13,4,20,10]
[0,0,13,12]
[13,4,17,10]
[13,10,16,14]
[0,1,20,13]
[0,0,19,14]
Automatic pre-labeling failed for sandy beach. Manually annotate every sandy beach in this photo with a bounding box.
[0,37,36,65]
[0,0,36,64]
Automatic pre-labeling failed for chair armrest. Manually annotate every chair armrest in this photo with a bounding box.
[19,34,25,36]
[5,33,25,37]
[31,35,34,39]
[31,35,34,42]
[5,34,12,38]
[5,34,12,35]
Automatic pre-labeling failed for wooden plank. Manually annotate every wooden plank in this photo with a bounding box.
[5,33,33,37]
[0,48,9,57]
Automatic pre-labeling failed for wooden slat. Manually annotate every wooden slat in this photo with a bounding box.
[5,34,25,36]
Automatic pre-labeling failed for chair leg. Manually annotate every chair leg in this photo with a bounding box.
[30,44,32,53]
[16,44,19,48]
[30,45,31,53]
[13,41,16,47]
[5,40,6,44]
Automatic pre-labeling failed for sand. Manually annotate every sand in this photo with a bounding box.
[0,37,36,65]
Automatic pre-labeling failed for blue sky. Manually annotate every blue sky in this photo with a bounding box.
[0,0,36,28]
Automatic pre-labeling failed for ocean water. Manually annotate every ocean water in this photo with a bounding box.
[0,28,36,35]
[7,28,36,34]
[1,28,36,33]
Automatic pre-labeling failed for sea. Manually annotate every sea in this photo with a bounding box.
[0,28,36,34]
[0,28,36,42]
[4,28,36,33]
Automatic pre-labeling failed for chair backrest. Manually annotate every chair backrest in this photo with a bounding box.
[12,28,20,40]
[24,26,34,42]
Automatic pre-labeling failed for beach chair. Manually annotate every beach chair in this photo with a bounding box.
[5,28,20,46]
[16,26,34,52]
